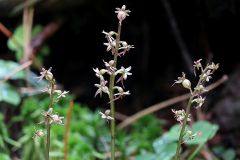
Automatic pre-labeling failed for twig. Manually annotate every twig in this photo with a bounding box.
[23,0,34,62]
[0,22,22,48]
[115,112,128,121]
[64,100,74,160]
[161,0,193,74]
[118,75,228,129]
[29,20,62,60]
[0,60,32,84]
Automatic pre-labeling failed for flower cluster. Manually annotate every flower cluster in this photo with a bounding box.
[172,109,191,124]
[173,60,219,109]
[39,108,64,125]
[99,109,114,122]
[33,67,68,139]
[115,5,131,25]
[172,60,219,142]
[94,5,133,123]
[102,31,134,56]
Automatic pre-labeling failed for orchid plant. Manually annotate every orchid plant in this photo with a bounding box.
[93,5,134,160]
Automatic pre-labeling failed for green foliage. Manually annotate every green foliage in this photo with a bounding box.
[0,59,25,80]
[0,113,20,158]
[9,95,164,160]
[185,121,219,145]
[0,82,21,106]
[7,25,49,63]
[0,59,26,106]
[137,121,219,160]
[212,146,236,160]
[0,153,11,160]
[117,115,163,158]
[16,96,108,160]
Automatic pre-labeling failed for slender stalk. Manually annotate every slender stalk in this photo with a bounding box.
[46,82,54,160]
[109,23,122,160]
[175,66,210,160]
[23,2,34,62]
[175,96,193,160]
[64,100,74,160]
[46,123,51,160]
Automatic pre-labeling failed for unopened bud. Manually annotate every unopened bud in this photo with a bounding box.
[182,79,191,89]
[105,109,111,116]
[45,71,53,81]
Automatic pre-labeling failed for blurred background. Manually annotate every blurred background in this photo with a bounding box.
[0,0,240,159]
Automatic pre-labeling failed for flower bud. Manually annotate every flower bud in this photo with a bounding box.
[122,41,128,47]
[182,79,191,89]
[105,109,111,116]
[45,71,53,81]
[109,60,114,66]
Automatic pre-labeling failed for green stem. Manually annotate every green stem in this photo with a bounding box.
[175,96,193,160]
[46,82,54,160]
[46,123,51,160]
[109,23,122,160]
[187,143,205,160]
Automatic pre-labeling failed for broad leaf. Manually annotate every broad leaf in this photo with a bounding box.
[0,153,11,160]
[7,25,49,62]
[153,134,177,160]
[222,149,236,160]
[186,121,219,145]
[136,153,156,160]
[0,83,21,106]
[0,60,25,80]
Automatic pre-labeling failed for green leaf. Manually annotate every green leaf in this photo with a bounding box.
[0,136,4,148]
[7,25,46,61]
[0,83,21,106]
[7,26,23,51]
[186,121,219,145]
[136,153,157,160]
[153,135,177,160]
[155,143,177,160]
[222,149,236,160]
[0,60,25,80]
[0,153,11,160]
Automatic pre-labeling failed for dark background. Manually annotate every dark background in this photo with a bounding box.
[1,0,240,147]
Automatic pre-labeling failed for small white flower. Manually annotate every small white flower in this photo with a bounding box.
[173,72,191,89]
[115,66,132,80]
[32,129,45,139]
[114,90,130,97]
[103,40,116,52]
[173,72,186,84]
[35,67,54,82]
[103,60,116,73]
[55,90,69,102]
[192,96,205,108]
[115,5,131,24]
[115,66,132,86]
[194,85,208,93]
[39,108,64,125]
[186,130,197,140]
[208,62,219,71]
[50,114,64,125]
[193,59,202,75]
[99,110,114,121]
[113,86,130,97]
[202,70,212,82]
[102,30,116,37]
[94,79,109,97]
[172,109,191,123]
[118,41,134,56]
